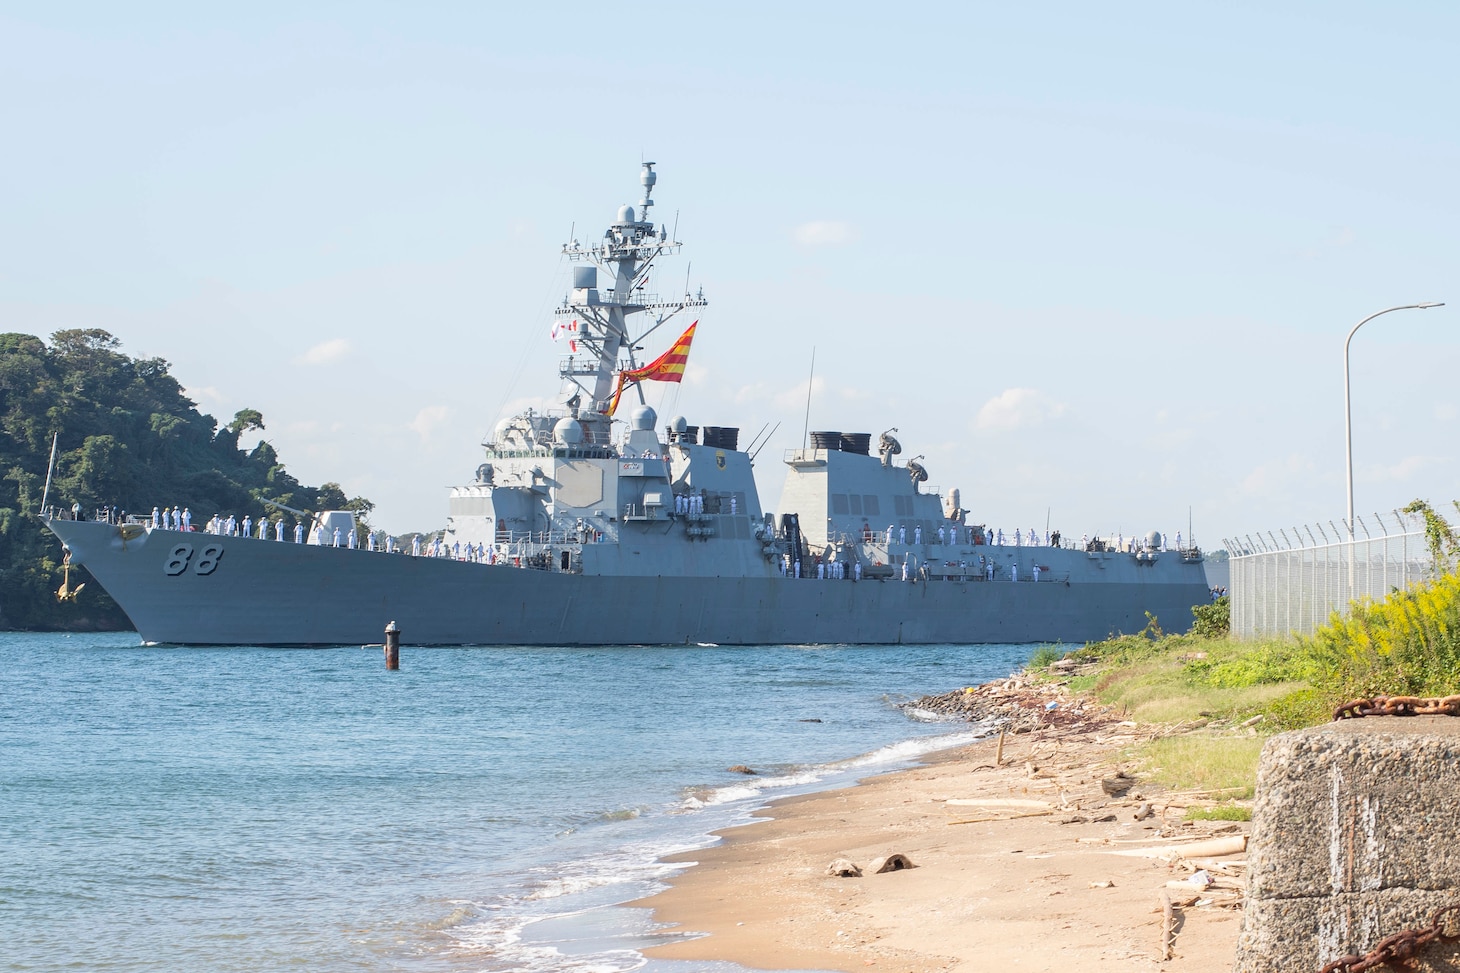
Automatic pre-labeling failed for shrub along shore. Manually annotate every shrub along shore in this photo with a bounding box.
[941,548,1460,815]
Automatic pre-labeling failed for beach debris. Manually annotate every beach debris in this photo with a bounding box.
[868,853,916,873]
[945,798,1051,809]
[727,765,757,775]
[1110,835,1248,859]
[1089,880,1115,889]
[1133,802,1154,821]
[1159,891,1176,961]
[826,858,863,878]
[1166,870,1214,891]
[1101,771,1136,797]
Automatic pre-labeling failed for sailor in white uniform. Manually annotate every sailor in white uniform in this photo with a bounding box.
[276,520,286,542]
[914,526,922,544]
[937,526,945,545]
[294,522,304,543]
[348,528,358,549]
[181,508,191,530]
[151,506,160,528]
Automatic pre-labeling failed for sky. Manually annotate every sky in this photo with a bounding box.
[1,2,1456,545]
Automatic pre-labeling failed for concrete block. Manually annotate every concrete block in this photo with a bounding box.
[1235,717,1460,973]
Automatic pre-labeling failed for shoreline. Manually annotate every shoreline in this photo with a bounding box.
[633,679,1247,972]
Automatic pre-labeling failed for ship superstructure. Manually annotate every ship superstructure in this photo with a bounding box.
[45,165,1211,646]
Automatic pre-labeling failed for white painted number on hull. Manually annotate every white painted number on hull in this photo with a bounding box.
[164,543,224,576]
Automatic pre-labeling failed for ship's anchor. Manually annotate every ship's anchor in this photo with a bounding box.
[56,551,85,603]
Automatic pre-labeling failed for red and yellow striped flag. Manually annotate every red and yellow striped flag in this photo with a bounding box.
[608,321,697,415]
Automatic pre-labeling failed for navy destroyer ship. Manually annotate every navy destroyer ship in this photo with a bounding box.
[46,164,1209,646]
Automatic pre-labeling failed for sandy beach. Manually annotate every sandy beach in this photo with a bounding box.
[637,681,1248,972]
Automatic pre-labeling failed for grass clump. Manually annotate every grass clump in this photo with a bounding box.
[1186,803,1253,822]
[1134,734,1262,799]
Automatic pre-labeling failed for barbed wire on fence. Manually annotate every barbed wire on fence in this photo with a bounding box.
[1222,510,1437,638]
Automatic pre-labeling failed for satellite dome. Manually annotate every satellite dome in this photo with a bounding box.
[669,415,688,433]
[630,405,657,431]
[617,204,636,224]
[553,417,584,445]
[1146,530,1163,549]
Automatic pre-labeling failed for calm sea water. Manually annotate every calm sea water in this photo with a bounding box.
[1,633,1034,973]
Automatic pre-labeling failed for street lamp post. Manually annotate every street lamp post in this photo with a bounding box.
[1344,302,1445,539]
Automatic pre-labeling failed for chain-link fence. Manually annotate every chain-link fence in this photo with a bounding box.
[1223,511,1436,638]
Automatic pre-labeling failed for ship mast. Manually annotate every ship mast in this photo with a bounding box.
[557,163,707,443]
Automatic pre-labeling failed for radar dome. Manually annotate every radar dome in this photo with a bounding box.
[1146,530,1163,549]
[669,415,688,433]
[617,204,636,224]
[630,405,657,431]
[553,417,584,445]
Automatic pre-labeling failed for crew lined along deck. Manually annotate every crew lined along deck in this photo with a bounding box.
[65,501,1201,580]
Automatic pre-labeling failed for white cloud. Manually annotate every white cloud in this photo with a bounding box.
[975,388,1066,430]
[774,375,825,412]
[409,405,450,440]
[185,385,224,405]
[1237,453,1316,498]
[296,338,351,365]
[1367,454,1431,482]
[791,220,859,247]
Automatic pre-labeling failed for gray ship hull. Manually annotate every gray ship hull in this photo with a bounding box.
[49,520,1211,646]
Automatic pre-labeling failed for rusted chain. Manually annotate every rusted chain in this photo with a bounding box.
[1317,904,1460,973]
[1333,694,1460,720]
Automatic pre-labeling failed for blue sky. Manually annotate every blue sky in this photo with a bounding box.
[2,2,1455,542]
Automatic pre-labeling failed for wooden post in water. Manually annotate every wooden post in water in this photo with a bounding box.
[384,620,400,670]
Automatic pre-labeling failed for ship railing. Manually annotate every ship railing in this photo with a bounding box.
[557,357,601,376]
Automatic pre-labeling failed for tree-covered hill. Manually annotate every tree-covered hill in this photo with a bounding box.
[0,329,371,630]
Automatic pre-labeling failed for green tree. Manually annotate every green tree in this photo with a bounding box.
[0,331,375,630]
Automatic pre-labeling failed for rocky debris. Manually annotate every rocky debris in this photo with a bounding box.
[902,675,1118,733]
[826,858,863,878]
[727,765,757,775]
[867,853,916,874]
[1100,771,1136,797]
